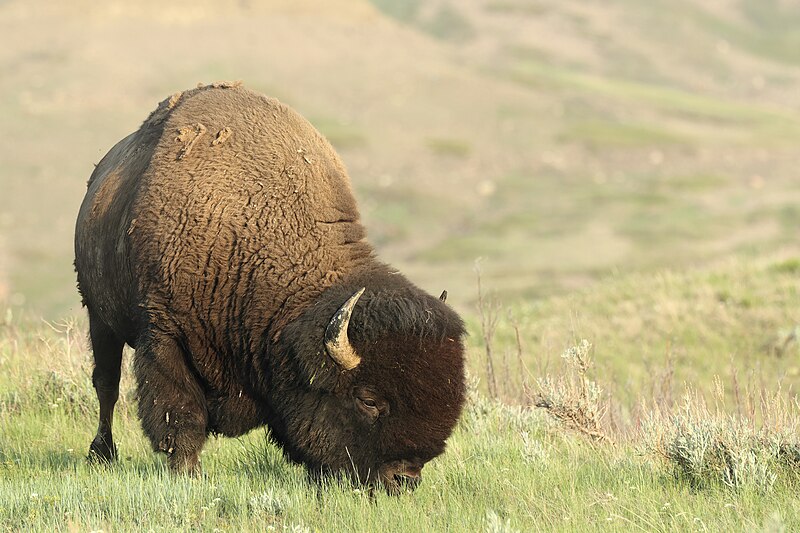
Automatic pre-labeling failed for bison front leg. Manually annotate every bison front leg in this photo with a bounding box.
[133,331,208,474]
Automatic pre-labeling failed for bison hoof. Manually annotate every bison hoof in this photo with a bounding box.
[88,435,117,463]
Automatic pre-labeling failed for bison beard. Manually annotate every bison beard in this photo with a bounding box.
[73,83,466,493]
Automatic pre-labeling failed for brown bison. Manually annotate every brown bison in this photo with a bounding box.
[74,83,466,493]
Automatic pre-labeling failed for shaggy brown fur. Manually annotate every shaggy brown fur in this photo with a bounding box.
[74,84,466,491]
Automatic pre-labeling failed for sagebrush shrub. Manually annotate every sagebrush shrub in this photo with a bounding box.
[640,392,800,492]
[532,340,610,443]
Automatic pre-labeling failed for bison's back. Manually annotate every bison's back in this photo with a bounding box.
[77,84,373,359]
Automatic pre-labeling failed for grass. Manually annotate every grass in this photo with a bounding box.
[464,254,800,412]
[356,184,457,248]
[425,137,472,158]
[367,0,422,25]
[502,52,800,145]
[484,1,548,16]
[308,116,367,150]
[654,0,800,67]
[369,0,475,42]
[2,257,800,531]
[639,391,800,492]
[559,121,691,148]
[413,153,798,302]
[418,4,476,43]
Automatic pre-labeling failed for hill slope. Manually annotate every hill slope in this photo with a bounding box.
[0,0,799,317]
[469,253,800,412]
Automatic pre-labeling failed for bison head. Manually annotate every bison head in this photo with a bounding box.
[270,281,466,494]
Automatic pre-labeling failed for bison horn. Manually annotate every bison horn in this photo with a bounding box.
[325,287,365,370]
[439,290,448,303]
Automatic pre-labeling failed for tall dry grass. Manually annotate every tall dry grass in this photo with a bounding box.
[473,274,800,491]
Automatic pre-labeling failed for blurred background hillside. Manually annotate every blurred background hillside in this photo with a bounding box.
[1,0,799,323]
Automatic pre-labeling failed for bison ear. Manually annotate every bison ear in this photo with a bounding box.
[325,287,365,371]
[439,290,448,303]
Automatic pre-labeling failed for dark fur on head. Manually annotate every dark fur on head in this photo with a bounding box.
[272,268,466,489]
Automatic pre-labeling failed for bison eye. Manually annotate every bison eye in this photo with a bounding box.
[356,396,381,422]
[353,387,388,421]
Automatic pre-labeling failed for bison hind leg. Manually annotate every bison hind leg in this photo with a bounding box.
[133,331,208,475]
[87,311,124,463]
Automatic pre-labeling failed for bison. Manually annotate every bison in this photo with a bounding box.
[74,83,466,493]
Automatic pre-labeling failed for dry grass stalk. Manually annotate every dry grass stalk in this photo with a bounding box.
[509,312,529,403]
[475,262,499,399]
[531,340,611,444]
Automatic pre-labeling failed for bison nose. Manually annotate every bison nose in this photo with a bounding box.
[394,471,422,490]
[403,463,423,479]
[394,462,423,490]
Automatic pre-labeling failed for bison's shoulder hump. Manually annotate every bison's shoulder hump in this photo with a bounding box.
[146,83,320,149]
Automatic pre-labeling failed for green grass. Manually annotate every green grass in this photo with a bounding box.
[2,371,798,532]
[308,116,367,150]
[412,155,797,302]
[2,258,800,531]
[369,0,475,42]
[656,0,800,66]
[484,1,548,16]
[466,255,800,409]
[418,4,476,43]
[559,121,691,148]
[357,184,456,247]
[367,0,422,25]
[425,137,472,158]
[502,54,800,144]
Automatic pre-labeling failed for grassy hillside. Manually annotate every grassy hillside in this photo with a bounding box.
[2,0,800,317]
[2,3,799,528]
[468,254,800,411]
